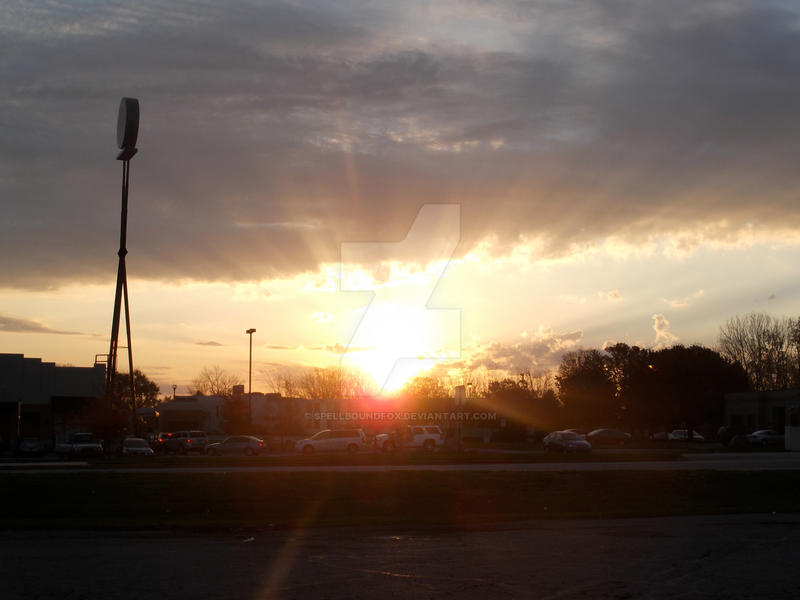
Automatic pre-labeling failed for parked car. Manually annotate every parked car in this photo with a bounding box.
[669,429,705,442]
[207,435,265,456]
[375,425,445,452]
[543,430,592,453]
[153,432,174,454]
[295,429,368,454]
[747,429,785,447]
[121,437,154,456]
[587,428,632,446]
[17,437,45,457]
[165,430,209,454]
[728,434,751,449]
[56,432,104,457]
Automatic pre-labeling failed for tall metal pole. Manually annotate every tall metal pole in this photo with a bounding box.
[105,98,139,447]
[247,328,256,428]
[105,158,137,438]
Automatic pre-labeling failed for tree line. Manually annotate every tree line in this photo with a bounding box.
[114,311,799,436]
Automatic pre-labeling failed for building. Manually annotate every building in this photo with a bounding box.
[0,353,105,450]
[724,389,800,451]
[249,392,306,435]
[156,395,226,433]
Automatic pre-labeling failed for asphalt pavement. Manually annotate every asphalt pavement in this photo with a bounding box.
[3,513,799,599]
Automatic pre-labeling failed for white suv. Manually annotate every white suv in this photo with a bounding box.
[296,429,367,454]
[375,425,444,452]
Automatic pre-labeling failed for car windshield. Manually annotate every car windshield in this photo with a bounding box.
[311,430,329,440]
[561,432,582,440]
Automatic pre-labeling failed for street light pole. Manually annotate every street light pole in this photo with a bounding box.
[246,328,256,429]
[105,97,140,445]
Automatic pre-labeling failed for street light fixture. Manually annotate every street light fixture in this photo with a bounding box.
[246,328,256,428]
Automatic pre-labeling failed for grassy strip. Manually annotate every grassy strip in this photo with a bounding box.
[84,450,682,469]
[2,470,798,531]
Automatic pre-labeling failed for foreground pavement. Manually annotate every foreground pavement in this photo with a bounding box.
[3,513,799,599]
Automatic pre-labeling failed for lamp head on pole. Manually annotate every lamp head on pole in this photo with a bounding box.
[116,97,139,160]
[246,328,256,335]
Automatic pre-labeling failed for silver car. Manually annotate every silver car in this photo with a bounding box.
[296,429,367,454]
[207,435,265,456]
[747,429,784,447]
[543,430,592,453]
[121,437,154,456]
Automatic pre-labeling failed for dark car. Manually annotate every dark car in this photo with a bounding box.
[587,428,632,446]
[543,430,592,453]
[18,437,45,457]
[206,435,265,456]
[153,432,173,454]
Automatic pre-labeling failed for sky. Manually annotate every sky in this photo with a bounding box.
[2,0,800,395]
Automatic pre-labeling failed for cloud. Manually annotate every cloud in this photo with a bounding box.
[4,2,800,289]
[652,314,679,348]
[466,326,584,373]
[599,290,622,302]
[307,342,373,353]
[662,289,704,309]
[138,365,172,373]
[195,340,224,346]
[0,314,82,335]
[265,344,298,350]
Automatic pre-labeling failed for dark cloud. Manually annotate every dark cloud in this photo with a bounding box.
[195,341,224,346]
[3,1,800,289]
[0,314,82,335]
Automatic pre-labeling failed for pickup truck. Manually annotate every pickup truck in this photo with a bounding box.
[375,425,445,452]
[56,432,104,457]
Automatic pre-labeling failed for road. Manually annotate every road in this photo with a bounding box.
[3,513,799,599]
[2,452,800,473]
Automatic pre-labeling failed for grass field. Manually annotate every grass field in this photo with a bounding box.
[2,470,799,531]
